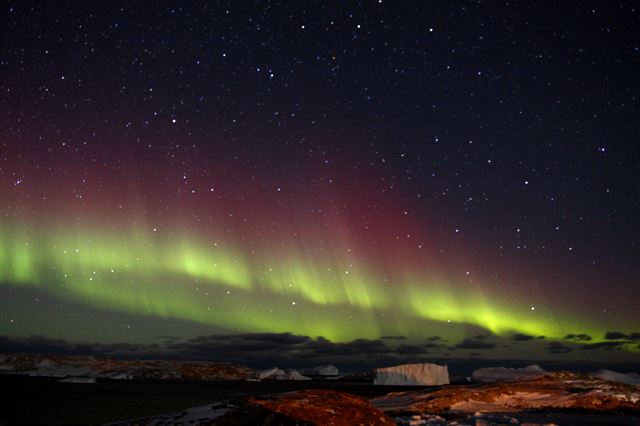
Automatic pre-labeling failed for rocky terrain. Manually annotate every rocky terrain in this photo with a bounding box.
[111,371,640,425]
[0,353,256,382]
[372,371,640,416]
[2,355,639,425]
[112,389,396,425]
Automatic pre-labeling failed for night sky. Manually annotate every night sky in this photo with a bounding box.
[1,1,639,366]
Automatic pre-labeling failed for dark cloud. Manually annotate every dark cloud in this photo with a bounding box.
[0,335,159,358]
[172,334,447,368]
[547,342,573,354]
[474,334,492,340]
[155,335,179,341]
[380,335,407,340]
[171,332,312,356]
[7,330,617,370]
[303,338,390,356]
[234,333,311,345]
[0,333,449,370]
[564,333,592,341]
[155,336,180,344]
[454,339,496,350]
[394,344,428,355]
[603,331,640,341]
[604,332,629,340]
[512,333,534,341]
[580,341,629,351]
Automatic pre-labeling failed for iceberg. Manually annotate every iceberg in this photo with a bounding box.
[374,363,449,386]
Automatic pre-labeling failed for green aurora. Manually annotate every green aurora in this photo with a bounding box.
[1,219,628,348]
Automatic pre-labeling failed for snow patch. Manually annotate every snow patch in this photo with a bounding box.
[58,377,97,384]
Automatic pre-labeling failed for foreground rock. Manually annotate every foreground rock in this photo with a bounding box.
[372,371,640,415]
[471,364,545,383]
[114,389,396,425]
[374,363,450,386]
[0,353,256,381]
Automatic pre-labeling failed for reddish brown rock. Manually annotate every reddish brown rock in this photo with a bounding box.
[215,389,396,425]
[372,371,640,415]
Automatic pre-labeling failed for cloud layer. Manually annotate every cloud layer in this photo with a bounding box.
[2,328,638,370]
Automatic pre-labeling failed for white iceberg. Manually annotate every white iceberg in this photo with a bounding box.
[256,367,286,379]
[301,364,339,376]
[471,364,545,383]
[374,363,449,386]
[281,369,312,381]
